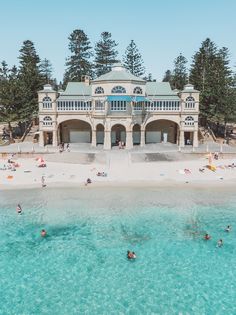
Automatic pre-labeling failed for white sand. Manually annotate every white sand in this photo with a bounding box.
[0,155,236,189]
[1,153,236,190]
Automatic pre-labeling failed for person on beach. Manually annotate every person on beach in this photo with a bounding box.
[41,229,47,237]
[225,225,231,232]
[41,175,46,188]
[16,204,22,214]
[204,233,211,240]
[217,239,223,247]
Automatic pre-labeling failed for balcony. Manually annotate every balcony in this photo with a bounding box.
[57,101,92,112]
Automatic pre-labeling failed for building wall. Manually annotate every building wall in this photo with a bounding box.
[92,81,146,96]
[38,83,200,148]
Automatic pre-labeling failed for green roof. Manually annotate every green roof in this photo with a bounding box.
[146,82,179,99]
[147,95,180,101]
[93,69,145,82]
[63,82,91,95]
[57,95,91,101]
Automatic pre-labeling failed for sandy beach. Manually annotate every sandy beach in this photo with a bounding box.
[1,151,236,190]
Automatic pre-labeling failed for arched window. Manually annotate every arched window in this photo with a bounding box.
[185,96,195,109]
[184,116,194,126]
[43,116,53,126]
[111,86,126,93]
[95,86,104,94]
[133,87,142,94]
[42,96,52,109]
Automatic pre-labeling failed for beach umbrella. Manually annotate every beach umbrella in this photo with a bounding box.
[36,157,45,163]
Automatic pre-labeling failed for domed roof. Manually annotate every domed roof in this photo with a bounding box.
[93,64,145,83]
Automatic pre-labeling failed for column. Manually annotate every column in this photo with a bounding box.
[179,130,185,147]
[193,130,198,147]
[57,128,61,145]
[91,130,96,147]
[140,129,145,147]
[125,130,133,149]
[104,130,111,150]
[39,131,44,147]
[52,130,58,147]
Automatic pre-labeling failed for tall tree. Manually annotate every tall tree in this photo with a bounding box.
[64,29,93,85]
[0,63,21,141]
[162,70,172,83]
[0,60,9,80]
[143,73,154,81]
[94,32,119,77]
[171,53,188,90]
[190,38,224,121]
[123,40,145,76]
[18,40,43,127]
[190,38,236,131]
[40,58,53,83]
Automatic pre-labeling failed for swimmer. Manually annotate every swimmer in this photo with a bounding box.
[225,225,231,232]
[127,250,136,260]
[204,233,211,240]
[41,229,47,237]
[217,239,223,247]
[16,204,22,214]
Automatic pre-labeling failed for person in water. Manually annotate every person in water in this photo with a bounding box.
[204,233,211,240]
[217,239,223,247]
[41,229,47,237]
[127,250,136,260]
[16,204,22,214]
[225,225,231,232]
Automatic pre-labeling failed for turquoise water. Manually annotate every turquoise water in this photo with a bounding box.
[0,186,236,315]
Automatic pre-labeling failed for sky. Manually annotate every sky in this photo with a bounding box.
[0,0,236,82]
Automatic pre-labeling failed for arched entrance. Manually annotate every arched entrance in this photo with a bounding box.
[145,120,178,144]
[111,124,126,146]
[133,124,141,145]
[59,119,92,143]
[96,124,104,145]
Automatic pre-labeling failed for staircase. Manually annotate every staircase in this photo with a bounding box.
[23,124,39,142]
[198,126,216,143]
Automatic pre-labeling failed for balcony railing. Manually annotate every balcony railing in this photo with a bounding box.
[57,101,92,111]
[145,101,180,111]
[55,100,184,112]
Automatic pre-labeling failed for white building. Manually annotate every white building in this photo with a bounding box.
[38,63,199,149]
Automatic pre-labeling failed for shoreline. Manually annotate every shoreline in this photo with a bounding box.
[1,153,236,191]
[1,177,236,191]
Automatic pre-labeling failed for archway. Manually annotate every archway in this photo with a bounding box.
[133,124,141,145]
[145,120,178,144]
[111,124,126,146]
[96,124,104,145]
[59,119,92,143]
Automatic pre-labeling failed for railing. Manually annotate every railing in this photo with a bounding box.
[57,101,92,111]
[55,100,184,112]
[145,101,180,111]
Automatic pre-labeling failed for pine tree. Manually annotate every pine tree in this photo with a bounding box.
[123,40,145,77]
[94,32,119,77]
[40,58,53,83]
[18,40,43,125]
[171,54,188,90]
[0,61,9,80]
[0,63,21,141]
[143,73,154,82]
[162,70,172,83]
[190,38,236,130]
[64,29,93,85]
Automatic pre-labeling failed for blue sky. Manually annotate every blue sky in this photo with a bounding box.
[0,0,236,82]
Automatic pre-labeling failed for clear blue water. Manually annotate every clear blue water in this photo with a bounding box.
[0,186,236,315]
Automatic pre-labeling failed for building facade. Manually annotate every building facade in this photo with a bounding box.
[38,63,199,149]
